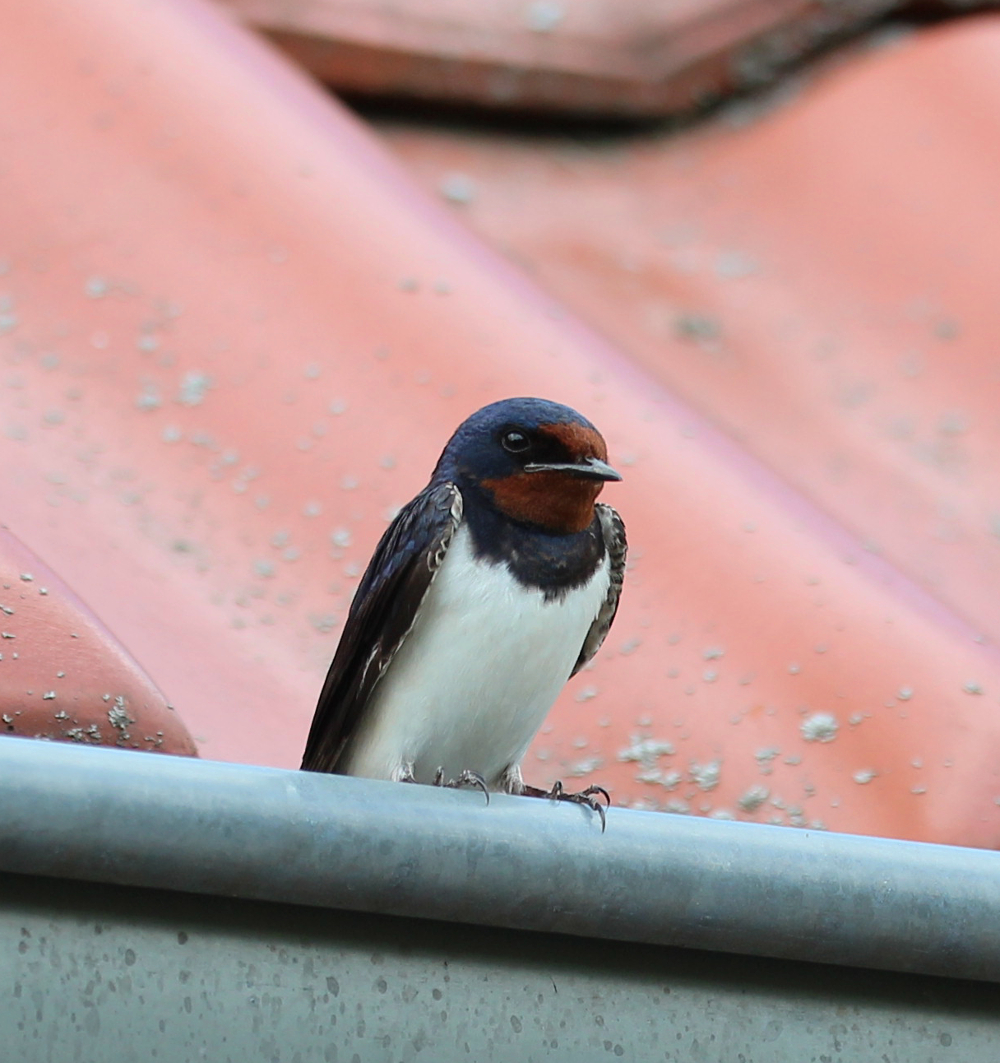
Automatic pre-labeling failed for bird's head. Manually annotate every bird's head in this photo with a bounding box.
[436,397,621,534]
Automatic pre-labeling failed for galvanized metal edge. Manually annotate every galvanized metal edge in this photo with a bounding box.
[2,738,999,982]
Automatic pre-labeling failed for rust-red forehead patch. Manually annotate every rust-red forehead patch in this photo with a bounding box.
[538,422,607,461]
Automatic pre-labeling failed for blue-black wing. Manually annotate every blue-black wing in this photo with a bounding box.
[301,482,463,773]
[570,503,627,677]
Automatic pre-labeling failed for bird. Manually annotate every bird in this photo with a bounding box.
[300,396,626,828]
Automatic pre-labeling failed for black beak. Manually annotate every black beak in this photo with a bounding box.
[523,456,622,482]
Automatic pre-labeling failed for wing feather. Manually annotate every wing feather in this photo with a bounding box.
[570,503,627,677]
[300,482,463,773]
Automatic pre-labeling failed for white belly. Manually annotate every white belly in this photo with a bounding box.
[340,523,610,787]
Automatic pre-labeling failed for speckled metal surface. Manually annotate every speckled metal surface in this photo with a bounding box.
[4,741,1000,983]
[7,872,998,1063]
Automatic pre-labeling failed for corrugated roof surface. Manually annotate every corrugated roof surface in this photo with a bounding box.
[2,0,998,845]
[218,0,904,115]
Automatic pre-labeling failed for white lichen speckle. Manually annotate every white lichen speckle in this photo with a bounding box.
[135,383,162,411]
[108,698,135,736]
[84,275,110,299]
[689,759,721,791]
[177,371,213,407]
[525,0,564,32]
[439,172,477,205]
[801,712,839,743]
[617,736,675,766]
[568,755,604,777]
[330,528,352,549]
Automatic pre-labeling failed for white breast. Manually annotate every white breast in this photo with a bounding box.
[340,523,610,787]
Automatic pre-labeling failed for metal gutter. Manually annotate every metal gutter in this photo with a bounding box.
[2,738,999,984]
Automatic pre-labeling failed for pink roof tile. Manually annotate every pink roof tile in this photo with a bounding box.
[1,0,998,844]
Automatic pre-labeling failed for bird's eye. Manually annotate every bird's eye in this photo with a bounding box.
[501,429,531,454]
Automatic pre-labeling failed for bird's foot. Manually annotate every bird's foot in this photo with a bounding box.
[520,780,611,832]
[433,767,490,805]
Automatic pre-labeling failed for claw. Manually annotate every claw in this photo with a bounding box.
[575,786,609,833]
[433,767,490,805]
[520,780,611,832]
[451,769,490,805]
[395,762,418,784]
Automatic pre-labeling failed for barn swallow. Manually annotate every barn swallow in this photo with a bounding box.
[301,397,626,828]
